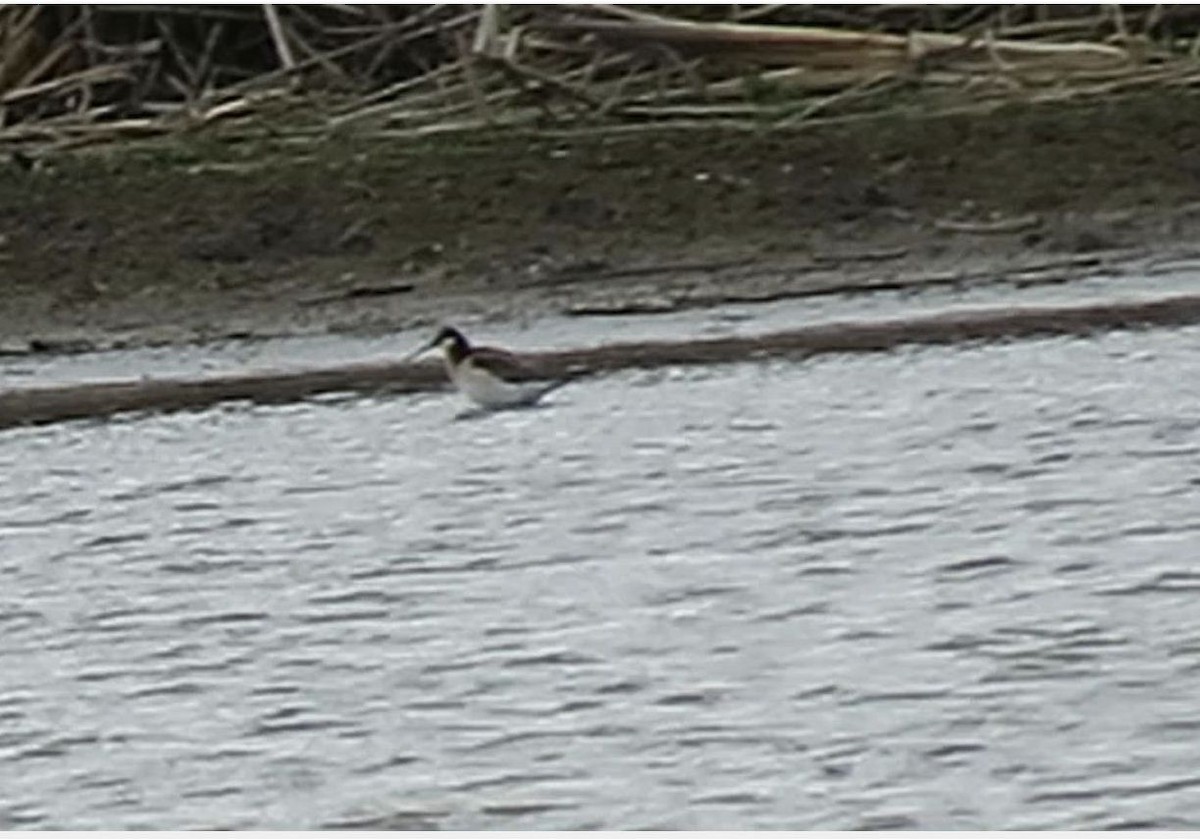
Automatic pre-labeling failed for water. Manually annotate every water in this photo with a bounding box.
[2,324,1199,829]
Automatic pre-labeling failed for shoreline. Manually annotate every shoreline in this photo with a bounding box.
[3,89,1200,358]
[4,291,1199,430]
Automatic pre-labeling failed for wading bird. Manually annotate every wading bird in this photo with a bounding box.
[408,325,568,409]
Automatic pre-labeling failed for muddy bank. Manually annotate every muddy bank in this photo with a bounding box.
[2,89,1200,356]
[4,292,1199,430]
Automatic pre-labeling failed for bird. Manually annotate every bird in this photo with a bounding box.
[407,325,568,409]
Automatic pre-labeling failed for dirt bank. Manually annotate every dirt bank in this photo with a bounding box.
[3,88,1200,356]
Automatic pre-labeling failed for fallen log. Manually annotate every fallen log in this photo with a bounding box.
[2,292,1199,431]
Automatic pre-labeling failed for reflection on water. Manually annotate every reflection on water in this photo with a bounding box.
[1,326,1199,829]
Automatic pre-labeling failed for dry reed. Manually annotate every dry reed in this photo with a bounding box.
[1,4,1198,156]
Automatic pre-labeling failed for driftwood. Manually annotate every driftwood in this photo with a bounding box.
[3,292,1199,432]
[932,214,1043,234]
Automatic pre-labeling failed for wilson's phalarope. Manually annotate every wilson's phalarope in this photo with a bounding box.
[408,325,567,409]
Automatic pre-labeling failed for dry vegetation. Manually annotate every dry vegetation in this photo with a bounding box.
[4,4,1200,156]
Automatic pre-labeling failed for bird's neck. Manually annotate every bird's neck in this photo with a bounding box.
[444,338,470,366]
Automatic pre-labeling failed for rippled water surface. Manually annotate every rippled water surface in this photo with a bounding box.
[2,324,1199,829]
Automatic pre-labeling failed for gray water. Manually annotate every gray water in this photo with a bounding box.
[2,323,1199,829]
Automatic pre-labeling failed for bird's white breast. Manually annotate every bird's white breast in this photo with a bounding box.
[447,358,549,408]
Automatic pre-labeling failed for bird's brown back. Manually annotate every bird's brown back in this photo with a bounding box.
[467,346,547,382]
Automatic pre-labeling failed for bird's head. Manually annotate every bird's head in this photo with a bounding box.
[407,325,469,361]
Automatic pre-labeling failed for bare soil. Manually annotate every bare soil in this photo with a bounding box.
[3,88,1200,356]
